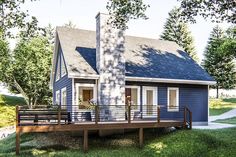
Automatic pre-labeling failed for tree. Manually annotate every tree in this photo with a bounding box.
[64,21,77,29]
[0,34,53,107]
[106,0,149,30]
[178,0,236,24]
[202,26,236,98]
[160,7,198,61]
[0,0,38,38]
[42,24,55,45]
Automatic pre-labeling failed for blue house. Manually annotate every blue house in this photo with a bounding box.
[50,13,215,126]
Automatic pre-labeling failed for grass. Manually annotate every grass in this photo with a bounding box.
[214,117,236,124]
[1,128,236,157]
[0,94,26,128]
[209,98,236,116]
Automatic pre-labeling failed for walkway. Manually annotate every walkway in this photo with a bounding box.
[0,126,15,140]
[193,108,236,130]
[209,108,236,122]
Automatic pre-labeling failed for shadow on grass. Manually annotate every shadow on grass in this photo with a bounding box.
[2,128,236,157]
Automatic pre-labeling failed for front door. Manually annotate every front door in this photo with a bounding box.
[143,87,157,117]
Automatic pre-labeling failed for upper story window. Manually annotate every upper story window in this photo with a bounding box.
[56,55,60,81]
[167,87,179,112]
[61,54,66,77]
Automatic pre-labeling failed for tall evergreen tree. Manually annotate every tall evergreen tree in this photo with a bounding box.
[202,26,236,98]
[160,7,198,61]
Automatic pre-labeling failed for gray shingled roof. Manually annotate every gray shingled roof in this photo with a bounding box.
[56,27,214,82]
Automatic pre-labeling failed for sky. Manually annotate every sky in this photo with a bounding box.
[17,0,231,61]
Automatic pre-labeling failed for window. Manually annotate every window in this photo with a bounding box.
[61,87,67,109]
[76,84,96,110]
[61,54,66,77]
[168,87,179,111]
[55,90,60,105]
[125,86,140,110]
[56,55,60,81]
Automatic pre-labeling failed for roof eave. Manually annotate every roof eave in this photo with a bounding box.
[125,76,216,85]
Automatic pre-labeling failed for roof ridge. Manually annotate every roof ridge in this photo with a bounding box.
[56,27,178,46]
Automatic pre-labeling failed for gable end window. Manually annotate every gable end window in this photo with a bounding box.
[61,54,66,77]
[167,87,179,112]
[56,55,60,81]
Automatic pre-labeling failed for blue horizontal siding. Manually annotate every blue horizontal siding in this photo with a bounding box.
[126,81,208,122]
[53,42,72,112]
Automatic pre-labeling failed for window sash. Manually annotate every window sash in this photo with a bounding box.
[55,90,60,105]
[61,54,66,77]
[125,86,140,110]
[167,88,179,111]
[61,88,67,109]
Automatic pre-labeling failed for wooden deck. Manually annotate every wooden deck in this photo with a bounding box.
[15,105,192,155]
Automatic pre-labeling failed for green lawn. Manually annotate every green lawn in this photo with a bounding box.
[209,98,236,116]
[1,128,236,157]
[0,94,26,128]
[214,117,236,124]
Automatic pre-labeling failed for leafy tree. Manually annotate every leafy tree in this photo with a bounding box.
[0,0,38,38]
[106,0,149,30]
[202,26,236,98]
[0,33,53,107]
[178,0,236,24]
[160,7,198,61]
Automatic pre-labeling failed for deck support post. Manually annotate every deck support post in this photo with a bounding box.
[83,129,88,153]
[16,127,20,155]
[139,128,143,148]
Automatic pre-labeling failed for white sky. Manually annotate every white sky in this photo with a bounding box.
[18,0,231,61]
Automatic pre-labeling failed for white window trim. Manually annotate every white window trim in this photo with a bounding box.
[75,83,97,112]
[125,85,141,111]
[142,86,158,117]
[167,87,179,112]
[55,90,60,105]
[61,54,66,78]
[61,87,67,108]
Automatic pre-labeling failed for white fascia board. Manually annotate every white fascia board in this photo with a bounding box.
[49,31,59,89]
[125,76,216,85]
[68,73,100,79]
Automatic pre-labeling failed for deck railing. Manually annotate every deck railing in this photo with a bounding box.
[16,105,192,128]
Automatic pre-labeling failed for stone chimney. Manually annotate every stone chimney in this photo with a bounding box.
[95,12,125,109]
